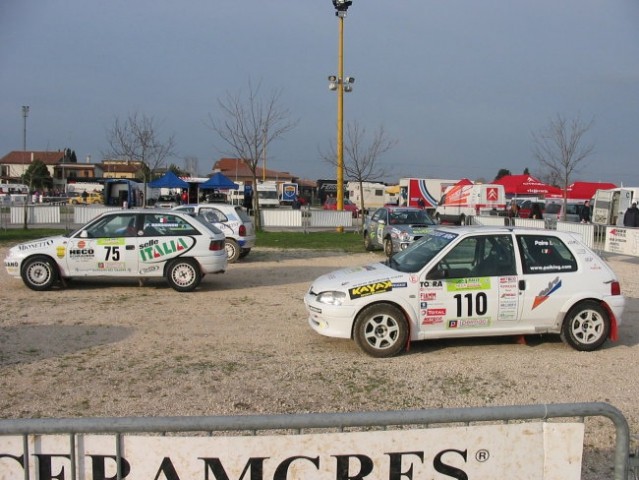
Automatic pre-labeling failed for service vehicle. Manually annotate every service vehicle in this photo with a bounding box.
[543,201,585,223]
[348,181,391,214]
[256,181,279,208]
[434,181,506,225]
[363,206,436,257]
[173,204,256,262]
[278,182,299,205]
[305,226,625,357]
[592,187,639,225]
[4,209,227,292]
[398,177,460,210]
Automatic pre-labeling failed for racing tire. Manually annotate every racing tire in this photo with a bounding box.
[459,214,466,226]
[435,213,442,224]
[383,237,393,258]
[166,258,201,292]
[364,232,374,251]
[21,255,58,291]
[560,300,610,351]
[239,248,251,259]
[353,304,408,358]
[225,239,241,263]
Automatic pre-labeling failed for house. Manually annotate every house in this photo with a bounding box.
[1,150,146,191]
[211,158,318,203]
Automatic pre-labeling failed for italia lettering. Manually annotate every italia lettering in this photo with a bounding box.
[6,450,470,480]
[140,238,188,261]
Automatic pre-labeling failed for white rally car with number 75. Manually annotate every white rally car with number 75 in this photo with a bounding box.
[304,226,625,357]
[4,209,227,292]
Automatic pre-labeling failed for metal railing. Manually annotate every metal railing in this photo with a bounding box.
[0,402,631,480]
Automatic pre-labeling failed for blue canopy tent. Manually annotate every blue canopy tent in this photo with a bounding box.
[199,172,239,190]
[148,171,190,189]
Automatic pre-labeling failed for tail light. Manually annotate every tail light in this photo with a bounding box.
[239,225,246,236]
[611,281,621,296]
[209,240,224,251]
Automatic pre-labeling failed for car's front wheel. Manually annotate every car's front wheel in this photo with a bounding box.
[383,237,393,257]
[166,258,201,292]
[225,239,241,263]
[21,255,58,291]
[353,304,408,357]
[560,300,610,351]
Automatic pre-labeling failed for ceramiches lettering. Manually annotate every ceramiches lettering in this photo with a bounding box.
[1,448,470,480]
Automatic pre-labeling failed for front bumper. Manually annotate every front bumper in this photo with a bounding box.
[304,293,356,339]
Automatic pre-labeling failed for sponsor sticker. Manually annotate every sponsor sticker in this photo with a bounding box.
[446,277,491,292]
[348,280,392,299]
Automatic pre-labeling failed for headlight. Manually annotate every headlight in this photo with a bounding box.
[399,232,411,242]
[316,291,347,306]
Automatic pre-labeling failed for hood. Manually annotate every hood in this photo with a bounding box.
[10,235,67,255]
[391,224,432,234]
[310,261,400,294]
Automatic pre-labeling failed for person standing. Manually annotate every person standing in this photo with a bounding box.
[579,200,591,223]
[623,202,639,227]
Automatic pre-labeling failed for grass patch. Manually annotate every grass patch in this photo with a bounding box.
[256,231,364,253]
[0,229,367,253]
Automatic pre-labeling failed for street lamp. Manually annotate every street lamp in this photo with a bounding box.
[22,105,30,151]
[329,0,354,224]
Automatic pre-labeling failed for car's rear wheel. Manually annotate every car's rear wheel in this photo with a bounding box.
[354,304,408,357]
[166,258,201,292]
[21,255,58,291]
[364,232,374,251]
[225,239,241,263]
[560,300,610,351]
[383,237,393,257]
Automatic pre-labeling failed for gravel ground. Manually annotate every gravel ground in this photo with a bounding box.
[0,246,638,479]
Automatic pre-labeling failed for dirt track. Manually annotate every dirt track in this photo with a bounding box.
[1,246,638,479]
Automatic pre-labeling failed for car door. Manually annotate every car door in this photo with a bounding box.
[515,233,579,326]
[372,208,389,248]
[418,233,520,334]
[67,213,140,276]
[138,212,200,275]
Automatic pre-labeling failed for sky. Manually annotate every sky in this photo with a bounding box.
[1,0,639,186]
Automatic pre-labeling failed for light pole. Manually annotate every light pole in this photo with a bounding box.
[22,105,30,151]
[329,0,354,223]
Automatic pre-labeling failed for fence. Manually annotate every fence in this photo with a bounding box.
[1,205,357,231]
[0,402,632,480]
[473,215,604,251]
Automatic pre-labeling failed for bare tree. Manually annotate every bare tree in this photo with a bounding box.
[105,112,176,206]
[532,114,594,219]
[321,121,397,215]
[208,80,298,230]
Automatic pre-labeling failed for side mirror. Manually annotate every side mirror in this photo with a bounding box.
[80,230,88,238]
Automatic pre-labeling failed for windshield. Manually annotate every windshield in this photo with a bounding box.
[388,230,458,273]
[389,209,435,225]
[545,203,561,214]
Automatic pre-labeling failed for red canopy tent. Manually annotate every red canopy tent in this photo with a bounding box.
[565,181,617,200]
[493,175,562,197]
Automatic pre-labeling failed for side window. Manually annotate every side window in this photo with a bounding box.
[427,235,516,279]
[371,209,384,222]
[427,237,477,279]
[201,208,227,223]
[517,235,577,274]
[85,214,137,238]
[142,214,200,236]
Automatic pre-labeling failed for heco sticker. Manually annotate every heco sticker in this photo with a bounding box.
[349,280,392,299]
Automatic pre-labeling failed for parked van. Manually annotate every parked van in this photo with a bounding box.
[434,181,505,225]
[543,201,585,223]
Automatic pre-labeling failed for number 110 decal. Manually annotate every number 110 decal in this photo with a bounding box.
[454,292,488,317]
